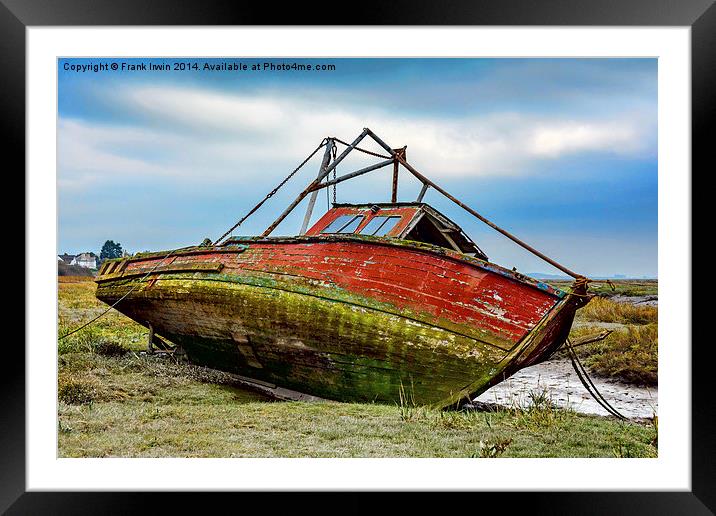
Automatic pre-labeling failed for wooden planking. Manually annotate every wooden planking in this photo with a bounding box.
[101,278,504,368]
[232,242,557,343]
[96,261,224,282]
[114,241,558,348]
[97,277,505,406]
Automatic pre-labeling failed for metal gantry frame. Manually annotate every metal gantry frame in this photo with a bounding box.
[245,127,582,279]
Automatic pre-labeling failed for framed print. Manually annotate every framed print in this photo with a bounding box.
[7,0,712,512]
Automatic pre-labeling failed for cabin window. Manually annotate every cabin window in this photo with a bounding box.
[321,215,365,234]
[359,216,401,237]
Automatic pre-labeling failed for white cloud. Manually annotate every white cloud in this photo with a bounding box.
[58,85,655,190]
[528,122,641,157]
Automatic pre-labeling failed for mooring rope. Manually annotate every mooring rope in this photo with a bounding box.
[564,337,628,420]
[565,277,616,299]
[213,139,329,245]
[58,250,175,340]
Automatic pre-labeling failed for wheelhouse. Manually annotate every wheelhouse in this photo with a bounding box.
[306,203,488,260]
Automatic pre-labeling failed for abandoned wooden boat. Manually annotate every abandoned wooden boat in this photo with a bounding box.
[95,128,593,408]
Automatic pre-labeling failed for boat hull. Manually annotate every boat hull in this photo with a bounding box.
[95,237,583,407]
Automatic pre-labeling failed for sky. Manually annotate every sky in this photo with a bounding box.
[58,58,657,278]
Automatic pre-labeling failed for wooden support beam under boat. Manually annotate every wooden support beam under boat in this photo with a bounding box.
[365,128,583,280]
[262,129,369,237]
[147,323,154,353]
[146,322,174,353]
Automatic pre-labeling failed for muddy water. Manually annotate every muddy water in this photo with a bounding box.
[475,358,658,419]
[473,294,658,419]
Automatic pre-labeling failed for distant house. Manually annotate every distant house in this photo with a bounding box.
[71,252,98,269]
[58,253,76,265]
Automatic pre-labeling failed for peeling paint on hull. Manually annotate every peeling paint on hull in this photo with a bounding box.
[96,238,584,407]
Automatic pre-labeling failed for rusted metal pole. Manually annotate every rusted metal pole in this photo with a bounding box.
[262,129,369,237]
[416,183,429,202]
[390,147,407,203]
[300,139,334,235]
[391,160,399,203]
[365,128,583,279]
[307,159,393,192]
[390,147,405,203]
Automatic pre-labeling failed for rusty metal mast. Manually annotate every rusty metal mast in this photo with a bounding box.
[221,128,584,280]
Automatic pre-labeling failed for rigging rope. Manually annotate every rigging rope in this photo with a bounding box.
[58,250,175,340]
[567,277,616,298]
[213,139,329,245]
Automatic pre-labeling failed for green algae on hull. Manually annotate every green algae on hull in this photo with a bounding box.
[97,274,509,407]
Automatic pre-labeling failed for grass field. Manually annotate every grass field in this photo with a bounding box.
[57,277,658,458]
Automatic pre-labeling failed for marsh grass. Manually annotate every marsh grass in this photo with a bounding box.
[577,297,657,325]
[650,414,658,448]
[475,437,513,458]
[497,385,576,432]
[58,319,100,355]
[584,325,658,385]
[58,280,148,353]
[567,324,658,386]
[58,373,98,405]
[564,292,658,386]
[397,379,418,421]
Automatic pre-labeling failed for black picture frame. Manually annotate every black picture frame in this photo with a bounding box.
[6,1,710,513]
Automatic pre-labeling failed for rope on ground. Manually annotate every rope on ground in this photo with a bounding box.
[564,337,628,420]
[213,138,329,245]
[58,250,175,340]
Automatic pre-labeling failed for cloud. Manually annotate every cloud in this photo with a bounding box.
[57,119,179,188]
[58,85,656,190]
[528,122,642,157]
